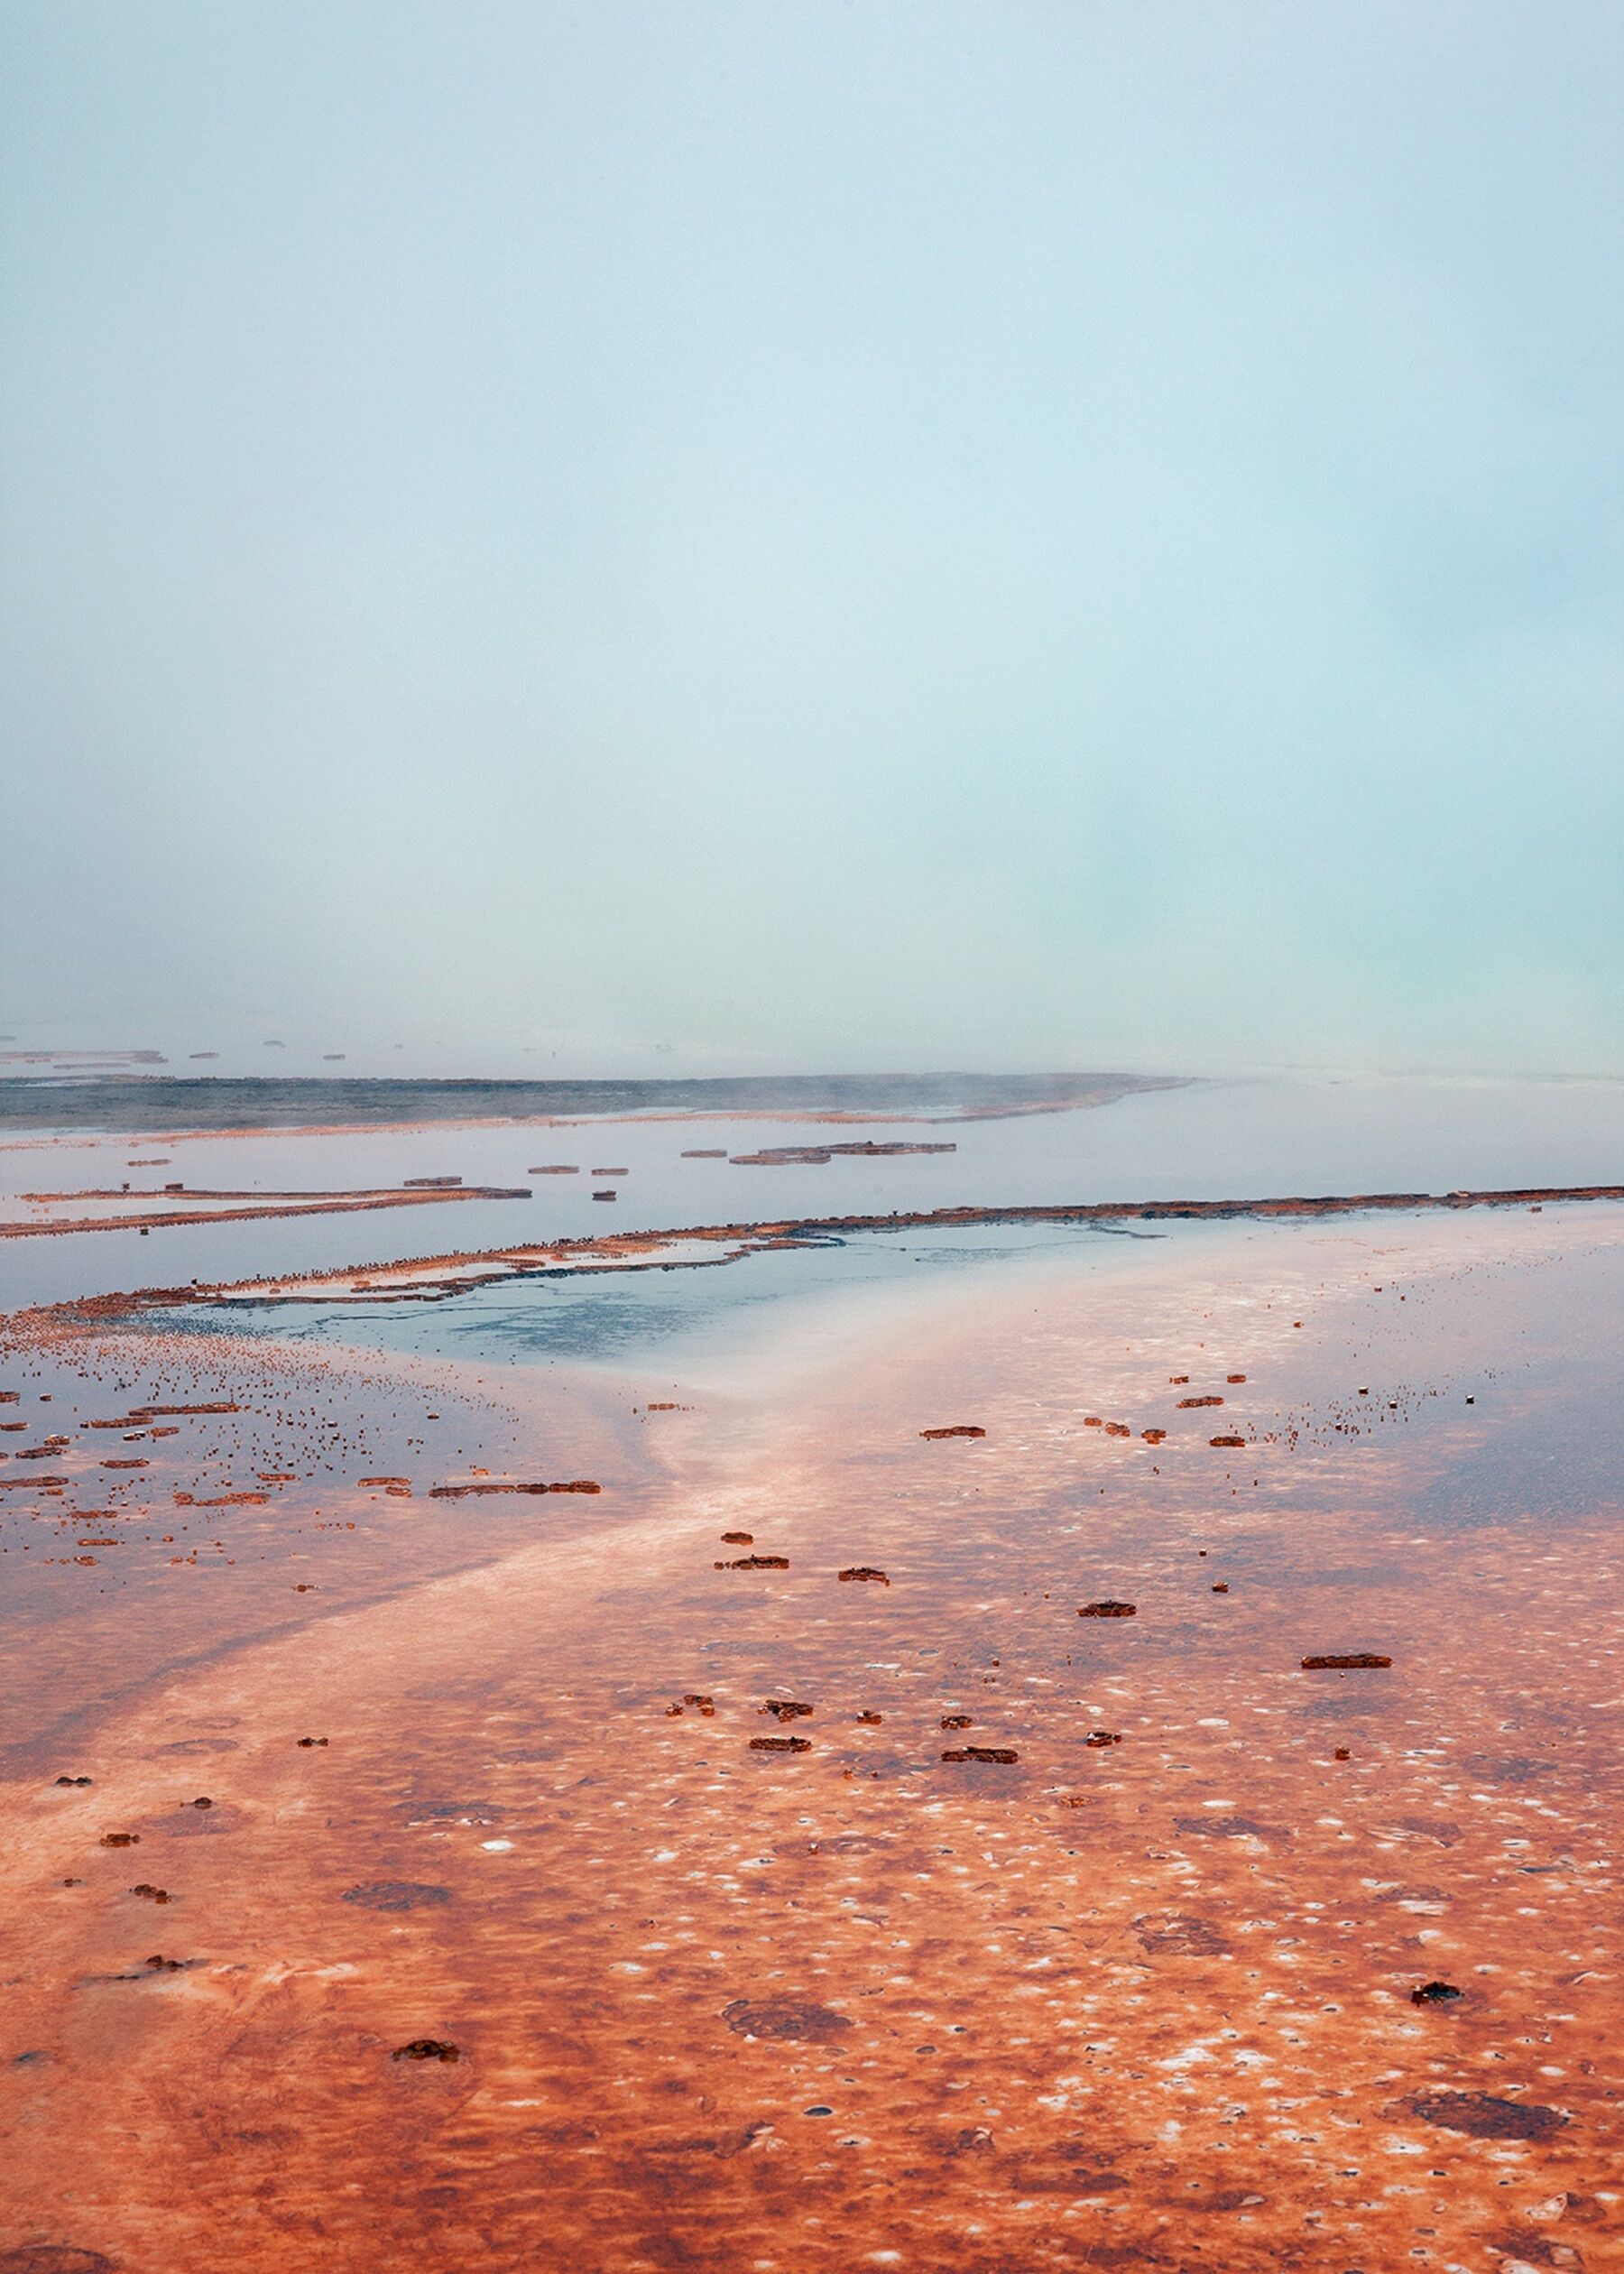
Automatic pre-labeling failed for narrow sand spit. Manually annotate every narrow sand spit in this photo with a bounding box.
[0,1207,1619,2270]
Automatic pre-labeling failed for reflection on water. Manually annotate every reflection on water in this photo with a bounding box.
[163,1221,1156,1373]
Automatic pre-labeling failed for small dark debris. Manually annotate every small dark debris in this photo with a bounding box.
[942,1745,1019,1764]
[919,1425,985,1439]
[749,1735,811,1753]
[98,1834,139,1848]
[392,2038,460,2062]
[1302,1653,1392,1670]
[716,1554,789,1570]
[1078,1601,1136,1619]
[940,1714,973,1730]
[762,1700,812,1720]
[719,1531,753,1545]
[297,1737,328,1748]
[838,1567,889,1585]
[1411,1981,1463,2005]
[53,1777,92,1788]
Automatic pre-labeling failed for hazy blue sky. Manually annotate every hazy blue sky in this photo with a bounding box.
[3,2,1620,1077]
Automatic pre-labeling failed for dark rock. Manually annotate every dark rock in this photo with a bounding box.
[0,2250,120,2273]
[343,1882,453,1913]
[1411,1981,1463,2005]
[53,1777,92,1788]
[1210,1435,1247,1447]
[129,1885,169,1904]
[942,1745,1019,1764]
[720,1998,852,2042]
[748,1735,811,1753]
[98,1834,139,1848]
[838,1567,889,1585]
[719,1530,753,1545]
[1084,1731,1122,1748]
[1136,1913,1228,1957]
[1400,2089,1564,2141]
[762,1700,812,1720]
[392,2038,460,2062]
[297,1737,328,1748]
[1302,1653,1392,1669]
[717,1554,789,1570]
[1173,1814,1287,1841]
[856,1712,883,1724]
[1078,1601,1136,1618]
[1177,1396,1224,1409]
[940,1714,973,1730]
[919,1426,985,1440]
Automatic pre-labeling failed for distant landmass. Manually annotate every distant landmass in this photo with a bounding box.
[0,1070,1188,1132]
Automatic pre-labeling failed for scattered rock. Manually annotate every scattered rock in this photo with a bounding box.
[942,1745,1019,1765]
[919,1425,985,1440]
[1084,1731,1122,1748]
[856,1711,883,1724]
[1212,1581,1229,1593]
[762,1699,812,1720]
[717,1554,789,1570]
[1333,1746,1351,1761]
[1411,1980,1463,2005]
[749,1735,811,1753]
[1210,1436,1247,1448]
[1078,1601,1136,1618]
[682,1693,715,1715]
[98,1833,139,1848]
[719,1530,753,1545]
[940,1714,973,1730]
[1302,1653,1392,1670]
[297,1736,328,1748]
[1140,1428,1167,1444]
[187,1797,214,1809]
[392,2038,460,2062]
[53,1776,92,1789]
[1227,1373,1247,1383]
[838,1567,889,1585]
[130,1884,169,1903]
[1177,1395,1224,1409]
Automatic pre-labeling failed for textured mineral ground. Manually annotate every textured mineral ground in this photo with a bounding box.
[0,1196,1619,2271]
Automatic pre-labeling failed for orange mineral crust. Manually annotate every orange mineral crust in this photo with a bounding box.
[0,1208,1619,2271]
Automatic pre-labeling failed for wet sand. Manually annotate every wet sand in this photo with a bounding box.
[1,1206,1620,2269]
